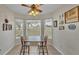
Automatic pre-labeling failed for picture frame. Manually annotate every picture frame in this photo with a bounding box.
[8,24,12,30]
[6,24,7,30]
[68,24,76,30]
[2,19,12,31]
[3,23,7,31]
[53,20,57,27]
[64,6,79,23]
[3,24,5,31]
[59,26,64,30]
[59,20,64,25]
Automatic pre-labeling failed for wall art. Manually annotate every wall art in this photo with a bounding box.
[53,20,57,27]
[64,6,79,23]
[2,19,12,31]
[68,24,76,30]
[59,26,64,30]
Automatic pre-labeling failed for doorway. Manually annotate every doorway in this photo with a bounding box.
[15,19,24,45]
[44,18,53,46]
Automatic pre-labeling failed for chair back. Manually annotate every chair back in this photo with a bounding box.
[21,36,25,46]
[44,36,48,45]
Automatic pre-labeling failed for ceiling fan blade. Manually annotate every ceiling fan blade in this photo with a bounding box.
[39,4,43,6]
[34,4,42,12]
[21,4,31,8]
[21,4,43,14]
[37,9,42,12]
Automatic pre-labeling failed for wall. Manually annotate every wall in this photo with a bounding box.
[0,4,79,55]
[0,5,15,54]
[52,4,79,54]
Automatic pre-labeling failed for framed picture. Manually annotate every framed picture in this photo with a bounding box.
[2,19,12,31]
[3,23,7,31]
[68,24,76,30]
[59,20,64,25]
[6,24,7,30]
[8,24,12,30]
[53,20,57,27]
[3,24,5,31]
[59,26,64,30]
[64,6,79,23]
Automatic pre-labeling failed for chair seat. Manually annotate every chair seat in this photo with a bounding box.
[38,42,41,45]
[25,42,30,45]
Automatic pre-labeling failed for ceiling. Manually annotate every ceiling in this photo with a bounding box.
[5,4,62,16]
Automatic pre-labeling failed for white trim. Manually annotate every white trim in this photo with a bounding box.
[3,45,14,55]
[53,45,64,55]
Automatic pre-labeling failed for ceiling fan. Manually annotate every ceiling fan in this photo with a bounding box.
[21,4,42,16]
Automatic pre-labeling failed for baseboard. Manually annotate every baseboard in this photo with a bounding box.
[53,45,64,55]
[3,45,15,55]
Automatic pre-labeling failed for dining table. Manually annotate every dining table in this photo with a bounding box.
[24,36,45,55]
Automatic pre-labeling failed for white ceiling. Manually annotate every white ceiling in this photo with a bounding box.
[5,4,62,15]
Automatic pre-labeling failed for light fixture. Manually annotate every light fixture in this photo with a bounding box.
[28,9,40,16]
[21,4,42,16]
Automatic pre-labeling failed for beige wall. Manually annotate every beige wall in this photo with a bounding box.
[0,4,79,55]
[0,5,48,54]
[52,4,79,54]
[0,5,15,54]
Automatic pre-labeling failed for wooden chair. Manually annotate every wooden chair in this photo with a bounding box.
[20,36,30,55]
[38,41,44,55]
[43,36,48,55]
[39,36,48,55]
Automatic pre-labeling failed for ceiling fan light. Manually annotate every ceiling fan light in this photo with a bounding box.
[29,12,35,16]
[33,13,36,16]
[35,11,38,15]
[31,10,34,14]
[28,9,40,16]
[29,10,34,15]
[21,4,42,16]
[29,12,32,15]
